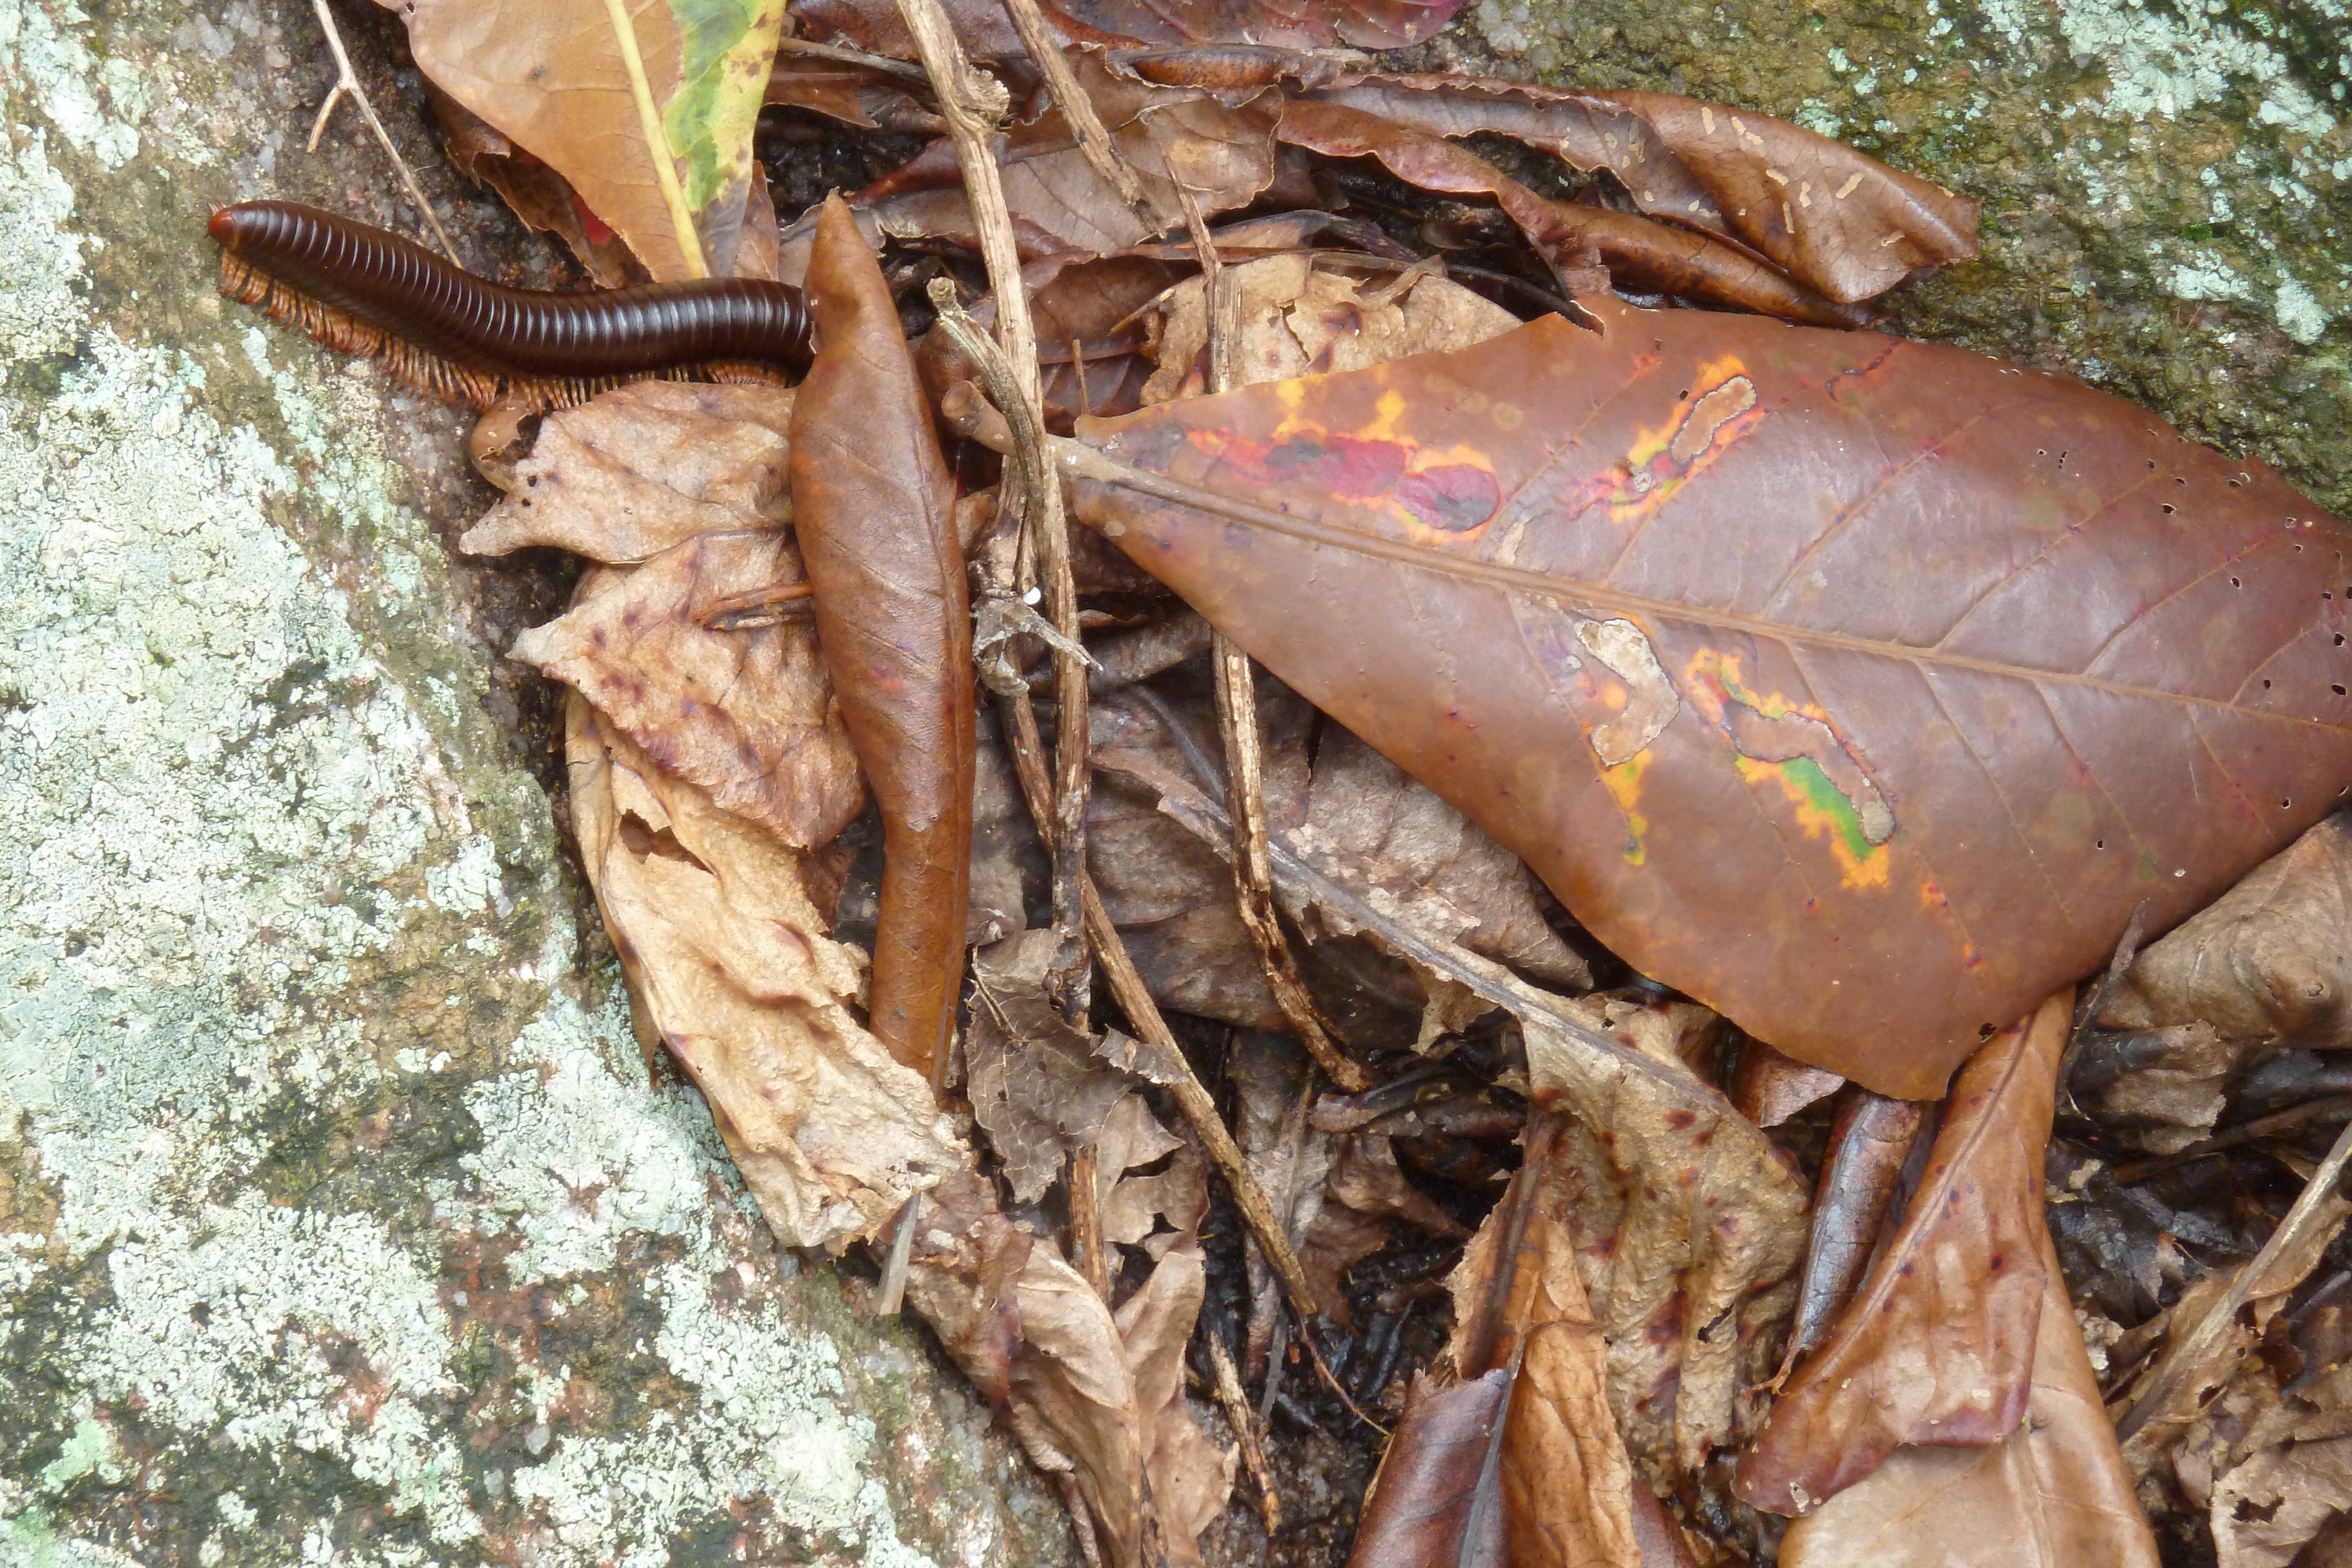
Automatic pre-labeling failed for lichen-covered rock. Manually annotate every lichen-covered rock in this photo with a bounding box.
[1437,0,2350,513]
[0,4,1072,1565]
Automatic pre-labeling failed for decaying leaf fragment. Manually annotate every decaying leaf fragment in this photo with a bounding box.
[566,696,961,1249]
[967,930,1137,1202]
[791,195,974,1080]
[1064,302,2352,1100]
[904,1169,1231,1568]
[1741,993,2072,1516]
[1524,999,1809,1486]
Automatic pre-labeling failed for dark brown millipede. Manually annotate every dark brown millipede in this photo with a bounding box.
[208,200,814,409]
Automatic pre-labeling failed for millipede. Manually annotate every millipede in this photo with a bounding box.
[208,201,815,410]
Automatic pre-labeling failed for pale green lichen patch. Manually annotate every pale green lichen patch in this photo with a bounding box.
[1451,0,2350,513]
[1,4,1068,1565]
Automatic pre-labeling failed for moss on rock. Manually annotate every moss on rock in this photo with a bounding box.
[1441,0,2350,513]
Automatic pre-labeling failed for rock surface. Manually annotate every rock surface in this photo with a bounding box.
[0,3,1073,1566]
[1437,0,2350,514]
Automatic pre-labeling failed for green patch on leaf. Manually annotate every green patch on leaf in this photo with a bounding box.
[660,0,786,213]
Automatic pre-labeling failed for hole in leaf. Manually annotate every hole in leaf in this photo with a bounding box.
[2263,678,2273,688]
[2336,685,2347,697]
[2094,839,2105,849]
[2162,504,2177,514]
[2231,577,2241,587]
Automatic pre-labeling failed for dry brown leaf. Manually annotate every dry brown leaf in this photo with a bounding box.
[1733,1039,1845,1128]
[1093,1091,1209,1258]
[1439,1121,1643,1568]
[428,84,640,286]
[967,930,1136,1202]
[791,195,974,1081]
[864,49,1283,259]
[906,1172,1146,1567]
[1114,1245,1237,1568]
[1347,1369,1514,1568]
[510,530,864,849]
[1740,993,2073,1516]
[566,694,961,1249]
[791,0,1462,55]
[1275,724,1590,994]
[2101,811,2352,1054]
[459,380,798,561]
[1525,998,1809,1486]
[1776,1224,2160,1567]
[1138,255,1524,405]
[2213,1437,2352,1568]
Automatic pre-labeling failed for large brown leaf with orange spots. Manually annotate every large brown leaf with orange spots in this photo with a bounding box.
[1062,299,2352,1100]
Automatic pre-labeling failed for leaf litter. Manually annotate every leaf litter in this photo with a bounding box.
[223,4,2352,1563]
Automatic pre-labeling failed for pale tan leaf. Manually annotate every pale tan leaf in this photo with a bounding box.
[513,533,864,849]
[460,381,798,562]
[566,694,960,1249]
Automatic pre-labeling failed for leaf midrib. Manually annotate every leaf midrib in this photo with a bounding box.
[1060,439,2345,734]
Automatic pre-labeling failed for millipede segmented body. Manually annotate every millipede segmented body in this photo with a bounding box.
[208,201,814,409]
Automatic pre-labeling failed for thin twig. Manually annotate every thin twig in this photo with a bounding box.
[2117,1112,2352,1445]
[984,683,1328,1325]
[994,0,1150,215]
[1171,185,1368,1094]
[1099,732,1732,1115]
[875,1191,922,1315]
[1205,1328,1283,1534]
[897,5,1093,964]
[773,34,933,82]
[1068,1144,1110,1298]
[931,297,1093,960]
[599,0,709,278]
[305,0,463,265]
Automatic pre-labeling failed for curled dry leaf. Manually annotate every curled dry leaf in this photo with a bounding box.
[460,380,799,562]
[1775,1221,2160,1568]
[1347,1369,1513,1568]
[566,695,962,1249]
[1782,1088,1927,1370]
[790,196,974,1080]
[1525,998,1810,1485]
[906,1171,1229,1568]
[2100,810,2352,1053]
[427,85,639,286]
[404,0,787,279]
[1309,76,1980,304]
[510,528,864,849]
[1064,303,2352,1101]
[905,1171,1147,1566]
[1742,992,2072,1516]
[1274,101,1871,327]
[1113,1244,1237,1568]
